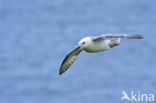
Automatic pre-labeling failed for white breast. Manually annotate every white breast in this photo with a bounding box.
[84,40,111,53]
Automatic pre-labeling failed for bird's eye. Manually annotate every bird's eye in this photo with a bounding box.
[82,42,85,44]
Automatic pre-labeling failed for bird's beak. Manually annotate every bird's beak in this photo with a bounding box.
[79,46,83,49]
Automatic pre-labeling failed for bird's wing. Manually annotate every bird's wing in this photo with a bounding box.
[92,34,143,41]
[59,46,83,75]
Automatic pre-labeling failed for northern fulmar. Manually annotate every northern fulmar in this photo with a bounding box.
[59,34,143,75]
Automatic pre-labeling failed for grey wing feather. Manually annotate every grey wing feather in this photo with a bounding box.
[92,34,143,41]
[59,46,83,75]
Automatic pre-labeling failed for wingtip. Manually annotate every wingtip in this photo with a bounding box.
[140,36,144,39]
[137,35,143,39]
[59,70,63,75]
[59,68,66,75]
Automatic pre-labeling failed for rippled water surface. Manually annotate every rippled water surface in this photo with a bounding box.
[0,0,156,103]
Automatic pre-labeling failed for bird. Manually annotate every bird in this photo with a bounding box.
[59,34,143,75]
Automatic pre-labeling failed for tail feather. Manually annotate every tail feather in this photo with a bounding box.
[110,38,120,48]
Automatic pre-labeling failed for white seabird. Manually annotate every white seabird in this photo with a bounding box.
[59,34,143,75]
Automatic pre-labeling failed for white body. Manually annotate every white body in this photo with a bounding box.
[79,37,120,53]
[84,40,111,53]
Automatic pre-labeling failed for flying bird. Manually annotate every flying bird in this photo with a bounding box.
[59,34,143,75]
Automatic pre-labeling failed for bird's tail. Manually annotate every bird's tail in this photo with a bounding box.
[110,38,120,47]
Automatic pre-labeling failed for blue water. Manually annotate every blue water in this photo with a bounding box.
[0,0,156,103]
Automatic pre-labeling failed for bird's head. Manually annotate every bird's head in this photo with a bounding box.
[78,37,92,48]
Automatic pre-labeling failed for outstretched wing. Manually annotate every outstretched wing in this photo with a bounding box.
[92,34,143,41]
[59,46,83,75]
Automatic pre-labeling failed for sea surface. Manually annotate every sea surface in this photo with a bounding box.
[0,0,156,103]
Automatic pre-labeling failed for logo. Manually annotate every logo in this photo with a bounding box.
[121,91,154,102]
